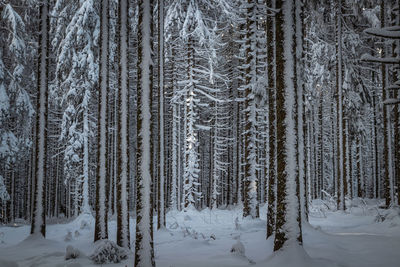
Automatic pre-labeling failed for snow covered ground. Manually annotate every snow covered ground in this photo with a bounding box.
[0,200,399,267]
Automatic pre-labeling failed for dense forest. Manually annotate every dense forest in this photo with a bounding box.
[1,0,400,266]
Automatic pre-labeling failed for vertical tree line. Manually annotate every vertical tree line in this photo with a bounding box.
[1,0,400,262]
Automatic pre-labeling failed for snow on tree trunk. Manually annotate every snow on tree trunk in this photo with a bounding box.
[171,91,178,210]
[266,0,276,238]
[273,0,302,251]
[242,0,259,219]
[296,0,307,222]
[183,30,200,212]
[135,0,155,266]
[94,0,109,242]
[116,0,130,249]
[158,0,166,229]
[82,108,90,214]
[31,0,49,238]
[336,0,346,211]
[295,0,305,236]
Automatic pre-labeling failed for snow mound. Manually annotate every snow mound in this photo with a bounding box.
[65,245,83,260]
[64,231,73,242]
[376,207,400,226]
[260,244,338,267]
[230,239,245,256]
[89,240,128,264]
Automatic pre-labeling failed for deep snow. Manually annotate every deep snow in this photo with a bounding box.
[0,200,399,267]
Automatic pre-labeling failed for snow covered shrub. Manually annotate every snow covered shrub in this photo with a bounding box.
[64,231,73,242]
[74,230,80,237]
[90,240,128,264]
[65,245,82,260]
[230,239,245,256]
[375,208,400,226]
[235,217,241,230]
[80,219,90,230]
[169,221,179,229]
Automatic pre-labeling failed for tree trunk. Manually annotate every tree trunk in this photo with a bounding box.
[135,0,155,265]
[31,0,49,238]
[94,0,109,242]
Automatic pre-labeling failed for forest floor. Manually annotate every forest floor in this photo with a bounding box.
[0,199,400,267]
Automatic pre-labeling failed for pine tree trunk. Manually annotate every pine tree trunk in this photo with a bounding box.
[336,0,346,211]
[380,0,391,208]
[157,0,166,229]
[94,0,109,242]
[266,0,276,238]
[273,0,302,251]
[116,0,130,248]
[243,0,259,219]
[135,0,155,265]
[31,0,49,237]
[82,108,90,214]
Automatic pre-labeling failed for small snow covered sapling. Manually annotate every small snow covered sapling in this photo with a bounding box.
[230,239,245,256]
[90,240,128,264]
[74,230,80,237]
[235,217,240,230]
[65,245,82,260]
[80,219,90,230]
[64,231,73,242]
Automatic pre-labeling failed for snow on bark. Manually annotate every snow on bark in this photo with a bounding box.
[242,0,259,219]
[266,0,276,238]
[274,0,302,251]
[135,0,155,266]
[336,1,345,211]
[0,174,10,201]
[296,0,306,224]
[116,0,130,249]
[94,0,109,242]
[82,108,90,214]
[31,0,48,238]
[158,0,166,229]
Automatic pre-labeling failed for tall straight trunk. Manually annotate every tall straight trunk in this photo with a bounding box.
[135,0,155,265]
[372,91,379,198]
[157,0,166,229]
[94,0,109,242]
[336,0,346,210]
[273,0,302,251]
[394,0,400,205]
[82,108,90,214]
[31,0,49,237]
[116,0,130,248]
[266,0,276,238]
[318,90,323,198]
[183,24,199,211]
[243,0,259,219]
[380,0,391,208]
[296,0,307,222]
